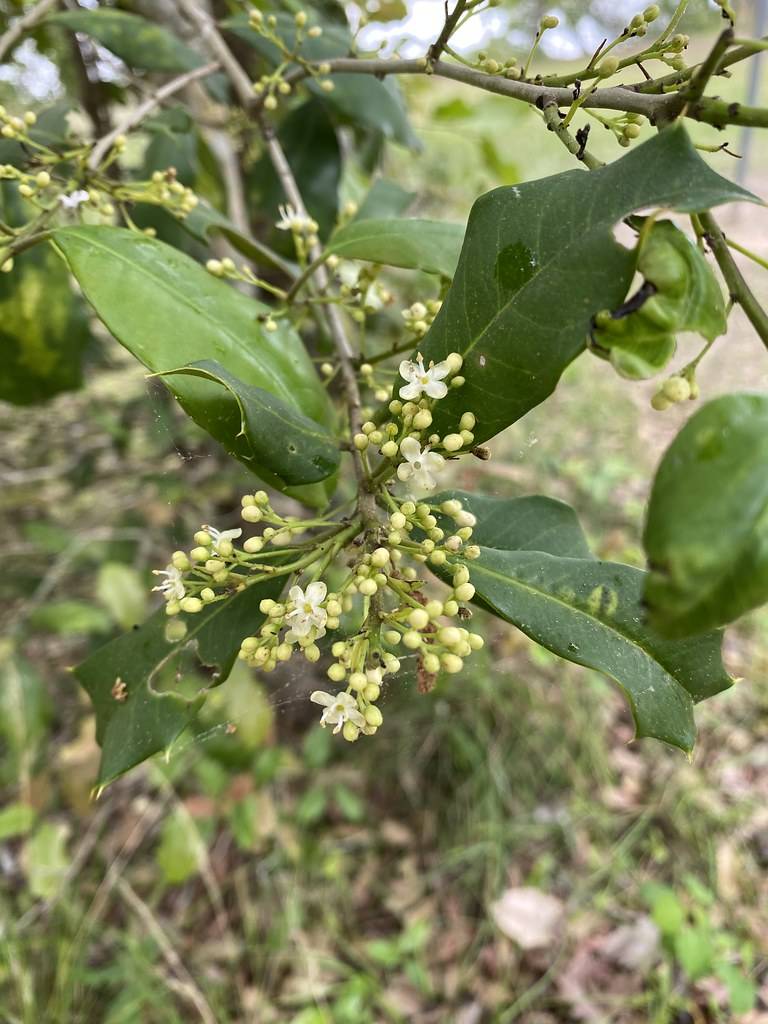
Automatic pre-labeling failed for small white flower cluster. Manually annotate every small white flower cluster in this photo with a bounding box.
[353,353,476,495]
[143,168,199,217]
[275,203,319,241]
[151,524,244,618]
[239,581,342,671]
[401,300,441,338]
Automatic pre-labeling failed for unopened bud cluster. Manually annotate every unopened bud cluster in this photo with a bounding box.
[248,6,333,111]
[651,372,699,411]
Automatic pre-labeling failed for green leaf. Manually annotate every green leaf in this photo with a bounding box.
[0,643,52,783]
[674,927,714,980]
[433,490,593,558]
[0,803,35,841]
[591,221,726,380]
[96,563,149,630]
[23,822,69,900]
[644,393,768,636]
[51,227,335,503]
[418,125,755,444]
[29,600,112,636]
[0,230,93,406]
[47,10,203,73]
[0,798,34,839]
[74,576,287,787]
[249,98,341,242]
[224,14,416,147]
[354,179,414,221]
[156,359,340,486]
[156,811,205,885]
[327,218,465,278]
[461,549,732,751]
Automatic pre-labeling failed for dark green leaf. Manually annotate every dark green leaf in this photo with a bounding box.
[0,222,93,405]
[249,98,341,242]
[418,126,755,444]
[156,359,340,486]
[327,218,465,278]
[47,10,203,73]
[432,490,593,557]
[51,227,335,503]
[644,393,768,635]
[75,575,287,787]
[460,548,732,751]
[224,14,416,147]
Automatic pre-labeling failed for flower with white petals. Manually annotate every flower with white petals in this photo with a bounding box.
[275,203,318,235]
[205,525,242,554]
[59,190,89,209]
[310,690,366,734]
[398,354,450,401]
[396,436,445,492]
[285,581,328,641]
[152,564,185,601]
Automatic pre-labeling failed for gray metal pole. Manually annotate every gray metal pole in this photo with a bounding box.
[738,0,768,184]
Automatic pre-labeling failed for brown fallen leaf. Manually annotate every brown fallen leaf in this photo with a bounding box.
[489,886,564,950]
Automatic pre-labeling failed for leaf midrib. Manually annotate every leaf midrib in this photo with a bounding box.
[55,230,299,410]
[471,553,694,704]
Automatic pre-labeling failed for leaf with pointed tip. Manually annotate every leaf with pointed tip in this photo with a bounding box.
[47,10,203,73]
[327,218,465,278]
[418,126,755,444]
[644,393,768,636]
[156,359,339,486]
[52,227,335,505]
[463,548,732,751]
[75,577,286,787]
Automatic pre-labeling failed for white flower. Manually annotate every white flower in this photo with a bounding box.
[310,690,366,734]
[285,581,328,641]
[59,190,89,209]
[398,354,450,401]
[205,525,242,554]
[275,203,318,235]
[152,564,185,601]
[396,436,445,492]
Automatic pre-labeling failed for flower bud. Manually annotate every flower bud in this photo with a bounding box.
[259,599,276,614]
[384,629,401,645]
[349,671,367,691]
[190,546,209,562]
[328,663,346,682]
[408,608,430,630]
[442,433,464,452]
[171,551,190,571]
[445,352,463,373]
[413,409,432,430]
[662,376,691,403]
[598,56,620,76]
[180,597,203,614]
[244,536,263,553]
[165,619,188,642]
[342,720,360,741]
[454,582,476,602]
[304,643,320,662]
[381,440,398,458]
[359,578,378,596]
[441,653,463,673]
[364,705,383,727]
[540,14,559,28]
[353,433,369,451]
[364,683,381,701]
[201,587,216,603]
[423,652,441,673]
[643,4,660,19]
[403,630,422,649]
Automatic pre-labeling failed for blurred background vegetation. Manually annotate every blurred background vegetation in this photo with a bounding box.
[1,0,768,1021]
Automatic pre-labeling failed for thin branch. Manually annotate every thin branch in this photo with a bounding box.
[0,0,59,62]
[668,27,734,120]
[88,61,220,170]
[541,101,605,170]
[698,211,768,352]
[269,57,675,122]
[176,0,253,107]
[428,0,469,65]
